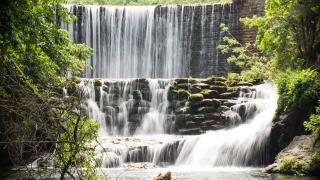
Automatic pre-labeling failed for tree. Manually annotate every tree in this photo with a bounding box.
[0,0,98,179]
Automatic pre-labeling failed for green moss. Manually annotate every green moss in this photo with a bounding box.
[94,80,102,87]
[209,85,227,93]
[203,76,227,86]
[277,156,296,174]
[276,151,320,176]
[308,151,320,175]
[200,89,209,96]
[177,89,191,100]
[188,93,204,102]
[227,86,241,92]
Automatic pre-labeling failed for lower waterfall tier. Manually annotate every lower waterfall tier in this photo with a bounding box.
[74,79,277,168]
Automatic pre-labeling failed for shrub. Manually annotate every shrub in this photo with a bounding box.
[304,104,320,133]
[276,69,319,112]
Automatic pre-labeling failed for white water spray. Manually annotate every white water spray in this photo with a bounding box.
[175,83,278,167]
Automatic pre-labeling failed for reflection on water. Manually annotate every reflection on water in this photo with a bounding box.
[101,168,319,180]
[3,168,319,180]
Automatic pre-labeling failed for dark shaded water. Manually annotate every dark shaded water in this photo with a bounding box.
[101,167,319,180]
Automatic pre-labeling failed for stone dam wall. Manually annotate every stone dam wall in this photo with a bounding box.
[66,0,264,78]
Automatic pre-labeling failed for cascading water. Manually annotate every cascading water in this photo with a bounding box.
[78,80,278,168]
[61,2,272,178]
[62,3,241,78]
[80,79,172,136]
[175,83,278,167]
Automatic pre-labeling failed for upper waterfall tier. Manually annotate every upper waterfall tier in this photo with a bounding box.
[62,1,263,78]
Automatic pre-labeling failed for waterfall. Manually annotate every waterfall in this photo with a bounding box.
[79,81,277,168]
[175,83,278,167]
[79,79,172,136]
[62,3,242,78]
[63,1,270,172]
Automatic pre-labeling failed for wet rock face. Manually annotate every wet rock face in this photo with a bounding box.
[84,77,256,136]
[264,135,320,176]
[268,108,309,164]
[168,77,255,135]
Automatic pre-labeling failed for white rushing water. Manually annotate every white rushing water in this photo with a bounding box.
[79,79,172,136]
[62,4,238,78]
[175,83,278,167]
[78,80,278,168]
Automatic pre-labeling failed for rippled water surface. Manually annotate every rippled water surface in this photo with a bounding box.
[101,167,319,180]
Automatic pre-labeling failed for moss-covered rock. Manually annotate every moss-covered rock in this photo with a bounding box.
[177,89,191,100]
[237,82,253,86]
[186,121,197,128]
[167,90,178,102]
[188,93,204,102]
[94,79,102,87]
[200,89,220,99]
[227,86,241,92]
[265,135,320,176]
[220,91,240,99]
[177,83,191,90]
[190,86,202,93]
[198,83,211,89]
[198,106,217,114]
[200,99,221,107]
[203,76,227,84]
[174,78,189,84]
[209,85,227,93]
[175,114,193,128]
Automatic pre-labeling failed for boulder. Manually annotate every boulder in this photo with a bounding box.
[174,78,189,84]
[192,114,205,122]
[218,105,231,112]
[94,79,102,87]
[177,89,191,101]
[209,85,227,93]
[210,124,225,130]
[190,86,202,93]
[200,89,220,99]
[132,90,142,100]
[227,86,241,92]
[175,114,193,128]
[202,76,227,85]
[204,113,221,120]
[177,83,191,90]
[154,171,177,180]
[186,121,198,128]
[198,106,217,114]
[220,91,240,99]
[201,120,216,126]
[188,94,204,102]
[167,90,178,102]
[264,135,320,176]
[237,82,253,86]
[198,83,211,89]
[200,99,221,107]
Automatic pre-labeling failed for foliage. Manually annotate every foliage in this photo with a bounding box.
[304,103,320,133]
[0,0,98,179]
[276,152,320,175]
[276,69,319,112]
[66,0,230,5]
[217,23,270,83]
[54,95,99,179]
[241,0,320,70]
[277,156,297,174]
